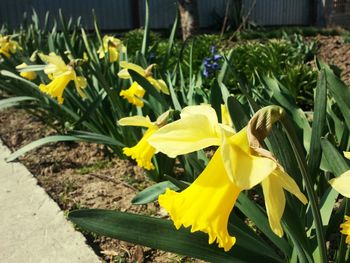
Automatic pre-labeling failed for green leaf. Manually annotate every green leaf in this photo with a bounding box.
[323,65,350,131]
[141,0,150,56]
[308,69,327,177]
[321,138,349,176]
[69,209,283,263]
[1,70,39,89]
[131,181,179,205]
[0,96,38,110]
[226,96,249,131]
[16,65,47,72]
[6,133,123,162]
[236,193,292,258]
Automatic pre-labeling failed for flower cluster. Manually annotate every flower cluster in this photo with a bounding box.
[38,53,87,104]
[0,35,21,58]
[203,46,222,78]
[97,35,126,63]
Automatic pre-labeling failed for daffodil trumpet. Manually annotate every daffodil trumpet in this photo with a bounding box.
[38,53,87,104]
[118,61,169,107]
[118,111,170,170]
[148,104,307,250]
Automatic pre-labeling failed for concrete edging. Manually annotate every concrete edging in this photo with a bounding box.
[0,140,101,263]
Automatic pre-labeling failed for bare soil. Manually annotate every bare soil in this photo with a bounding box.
[0,108,200,263]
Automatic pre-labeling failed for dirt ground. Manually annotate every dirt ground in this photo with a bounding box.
[0,34,349,263]
[0,108,201,263]
[316,35,350,85]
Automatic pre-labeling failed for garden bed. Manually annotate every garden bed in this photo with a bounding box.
[1,32,350,262]
[0,108,202,263]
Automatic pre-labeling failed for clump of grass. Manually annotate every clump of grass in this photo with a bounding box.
[77,160,114,175]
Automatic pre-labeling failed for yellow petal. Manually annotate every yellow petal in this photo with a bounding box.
[123,126,157,170]
[120,82,145,107]
[119,61,145,76]
[108,47,119,62]
[118,115,154,128]
[329,170,350,198]
[273,168,308,204]
[148,78,170,95]
[158,150,239,251]
[340,216,350,244]
[221,104,233,127]
[16,63,37,80]
[148,114,221,158]
[261,174,286,237]
[20,71,37,81]
[117,68,131,79]
[344,151,350,160]
[39,52,67,72]
[180,104,218,124]
[220,127,276,189]
[39,73,74,104]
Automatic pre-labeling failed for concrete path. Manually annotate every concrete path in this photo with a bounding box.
[0,140,101,263]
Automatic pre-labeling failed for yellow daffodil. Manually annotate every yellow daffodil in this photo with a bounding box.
[340,216,350,244]
[97,35,126,63]
[159,150,240,251]
[16,63,37,80]
[149,105,307,249]
[0,35,21,58]
[329,151,350,198]
[118,61,169,107]
[38,53,87,104]
[118,111,170,170]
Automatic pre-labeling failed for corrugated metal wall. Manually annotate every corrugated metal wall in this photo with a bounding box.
[243,0,310,25]
[0,0,310,30]
[0,0,134,30]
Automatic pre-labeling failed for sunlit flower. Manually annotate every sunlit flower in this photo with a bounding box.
[119,81,146,107]
[118,61,169,107]
[118,111,170,170]
[97,35,126,63]
[38,53,87,104]
[16,63,37,80]
[340,216,350,244]
[159,150,239,251]
[0,35,21,58]
[149,105,307,249]
[329,151,350,198]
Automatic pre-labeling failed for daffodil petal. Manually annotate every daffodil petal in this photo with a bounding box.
[221,128,276,189]
[329,170,350,198]
[273,169,308,204]
[344,151,350,160]
[39,52,67,71]
[148,78,170,95]
[221,104,233,127]
[119,61,145,76]
[180,105,218,124]
[118,68,131,79]
[261,174,285,237]
[118,115,154,128]
[148,114,220,158]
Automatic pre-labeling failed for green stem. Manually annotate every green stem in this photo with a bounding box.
[281,117,328,263]
[338,198,350,263]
